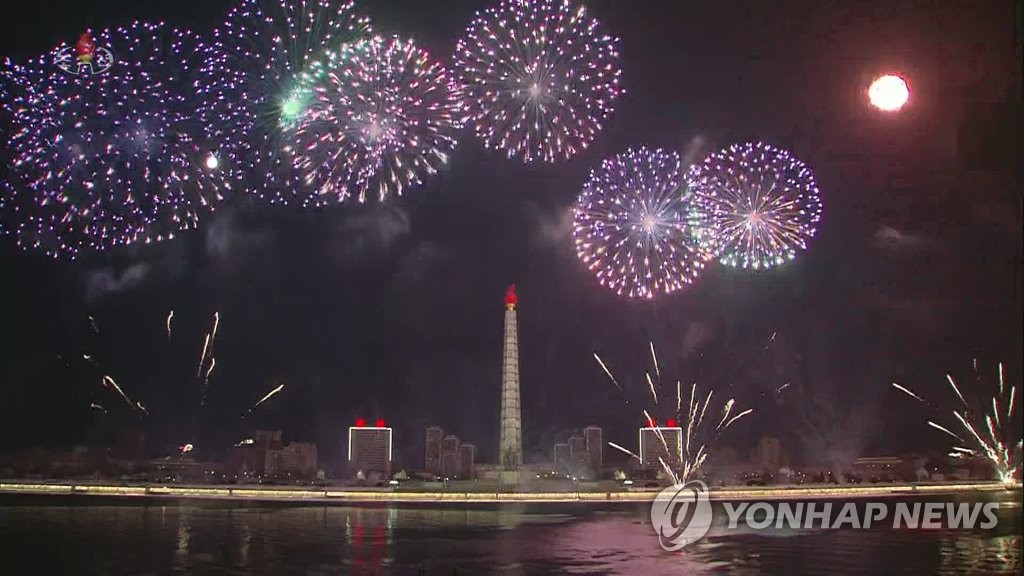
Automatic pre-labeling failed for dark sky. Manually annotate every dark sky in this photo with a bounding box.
[1,0,1020,470]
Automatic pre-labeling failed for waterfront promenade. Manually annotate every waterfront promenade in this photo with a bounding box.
[1,480,1019,504]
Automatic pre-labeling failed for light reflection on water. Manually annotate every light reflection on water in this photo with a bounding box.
[0,498,1019,575]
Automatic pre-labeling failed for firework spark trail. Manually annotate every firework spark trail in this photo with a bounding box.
[88,316,99,334]
[717,399,736,430]
[650,342,660,380]
[211,312,220,342]
[89,403,106,413]
[205,357,216,382]
[1010,386,1017,420]
[136,402,149,416]
[676,381,682,414]
[947,374,968,408]
[998,363,1004,394]
[724,408,754,429]
[102,375,134,408]
[696,389,713,429]
[647,373,658,405]
[928,420,966,443]
[892,382,926,403]
[607,442,640,461]
[685,382,697,455]
[235,438,255,447]
[242,383,285,418]
[166,310,174,341]
[197,334,211,378]
[593,353,622,392]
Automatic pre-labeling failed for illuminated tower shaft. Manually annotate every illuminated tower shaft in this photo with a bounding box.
[499,285,522,469]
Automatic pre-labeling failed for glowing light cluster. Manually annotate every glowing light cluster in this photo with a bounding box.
[868,74,910,112]
[0,23,231,259]
[686,142,823,270]
[292,35,458,204]
[203,0,372,206]
[453,0,623,163]
[573,147,710,299]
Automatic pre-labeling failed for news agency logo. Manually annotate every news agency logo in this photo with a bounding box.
[55,32,114,77]
[650,480,713,551]
[650,481,1007,553]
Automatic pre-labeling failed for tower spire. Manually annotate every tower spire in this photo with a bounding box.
[499,285,522,471]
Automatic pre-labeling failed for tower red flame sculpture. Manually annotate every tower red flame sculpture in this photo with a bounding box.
[504,284,518,309]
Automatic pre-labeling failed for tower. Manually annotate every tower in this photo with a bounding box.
[499,284,523,469]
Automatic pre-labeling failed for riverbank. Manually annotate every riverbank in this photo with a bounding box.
[1,479,1019,504]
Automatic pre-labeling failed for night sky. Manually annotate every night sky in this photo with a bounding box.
[1,0,1020,471]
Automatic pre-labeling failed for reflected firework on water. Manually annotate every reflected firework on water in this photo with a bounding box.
[893,361,1022,485]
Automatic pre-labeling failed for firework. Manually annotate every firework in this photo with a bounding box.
[203,0,372,205]
[595,343,753,484]
[195,312,220,405]
[292,35,458,204]
[892,362,1022,485]
[573,147,710,299]
[0,23,232,259]
[166,310,174,341]
[89,403,107,413]
[453,0,622,163]
[686,142,823,270]
[241,383,285,417]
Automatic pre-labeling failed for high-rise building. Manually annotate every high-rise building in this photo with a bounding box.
[584,426,603,471]
[753,436,784,472]
[499,285,522,469]
[425,426,444,476]
[459,443,476,479]
[568,434,587,469]
[553,443,570,472]
[348,423,392,479]
[639,426,683,470]
[441,435,461,479]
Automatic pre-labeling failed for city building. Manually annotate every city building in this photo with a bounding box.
[568,434,587,470]
[348,421,392,479]
[639,426,683,470]
[227,430,283,478]
[441,435,462,479]
[499,285,523,471]
[584,426,603,471]
[752,436,785,472]
[275,442,318,478]
[425,426,444,476]
[459,443,476,479]
[553,443,570,472]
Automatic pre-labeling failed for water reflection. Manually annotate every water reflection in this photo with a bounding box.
[0,499,1019,575]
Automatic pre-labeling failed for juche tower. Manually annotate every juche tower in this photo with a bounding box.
[499,285,522,469]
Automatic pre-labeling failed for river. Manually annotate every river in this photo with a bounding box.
[0,493,1020,574]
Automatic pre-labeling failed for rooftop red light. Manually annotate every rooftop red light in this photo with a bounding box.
[355,418,366,427]
[375,418,385,427]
